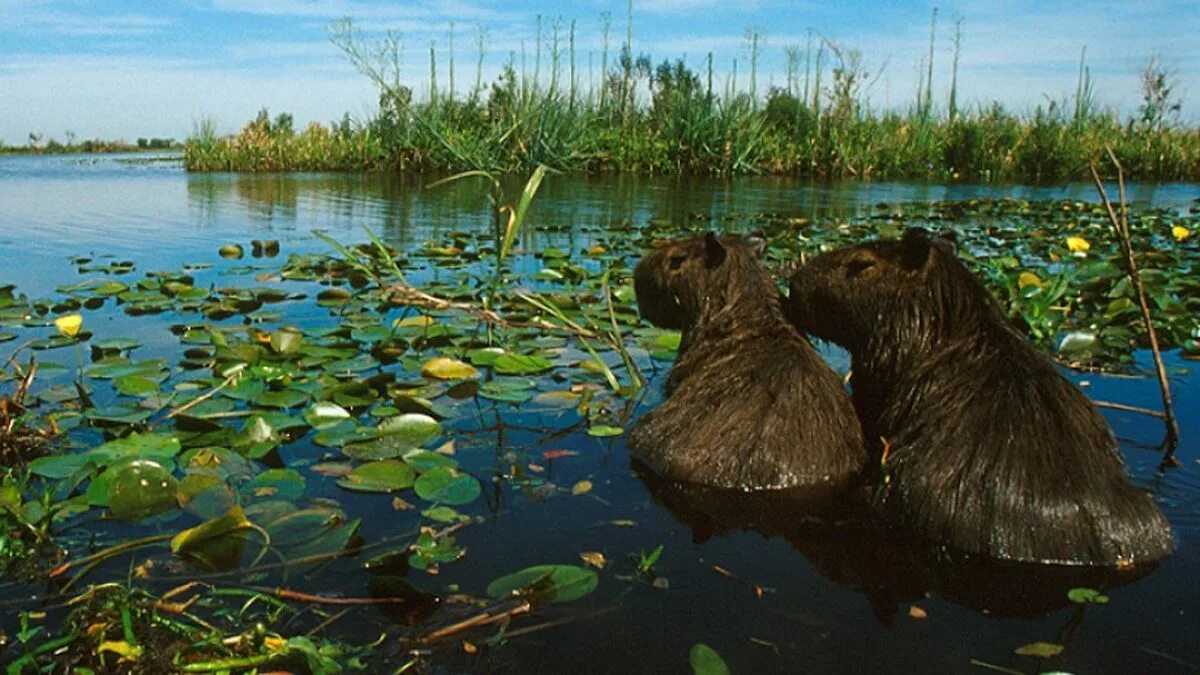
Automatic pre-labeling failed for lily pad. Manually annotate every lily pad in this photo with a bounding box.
[421,357,479,380]
[106,460,180,521]
[492,353,553,375]
[413,467,480,505]
[486,564,599,604]
[689,644,730,675]
[337,459,417,492]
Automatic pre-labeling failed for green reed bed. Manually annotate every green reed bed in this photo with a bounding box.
[185,14,1199,181]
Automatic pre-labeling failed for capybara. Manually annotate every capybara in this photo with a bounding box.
[629,232,866,489]
[785,227,1174,565]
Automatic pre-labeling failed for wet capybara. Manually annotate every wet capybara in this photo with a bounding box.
[785,227,1175,566]
[629,232,866,489]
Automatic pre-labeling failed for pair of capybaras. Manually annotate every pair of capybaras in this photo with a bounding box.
[628,229,1174,567]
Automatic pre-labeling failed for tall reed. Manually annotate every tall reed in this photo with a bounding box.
[184,15,1200,181]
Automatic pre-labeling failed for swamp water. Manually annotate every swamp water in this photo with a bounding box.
[0,154,1198,673]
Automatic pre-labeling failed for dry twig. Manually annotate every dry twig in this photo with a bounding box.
[1090,147,1180,466]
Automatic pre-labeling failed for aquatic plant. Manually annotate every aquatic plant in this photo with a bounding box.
[1,189,1197,669]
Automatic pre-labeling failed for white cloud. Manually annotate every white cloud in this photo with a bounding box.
[0,8,170,36]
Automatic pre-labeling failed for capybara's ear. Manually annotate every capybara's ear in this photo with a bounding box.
[704,232,727,268]
[746,232,767,259]
[937,228,959,254]
[900,227,933,270]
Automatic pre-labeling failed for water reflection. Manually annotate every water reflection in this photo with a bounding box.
[635,464,1156,622]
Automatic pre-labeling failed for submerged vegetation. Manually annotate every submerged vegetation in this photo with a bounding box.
[1,180,1198,668]
[186,13,1199,181]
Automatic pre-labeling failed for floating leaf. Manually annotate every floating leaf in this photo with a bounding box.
[422,505,467,523]
[486,564,599,604]
[304,402,353,429]
[107,460,180,521]
[170,505,253,570]
[244,468,305,500]
[402,449,458,472]
[587,425,623,438]
[376,413,441,446]
[492,353,553,375]
[253,388,310,409]
[1057,331,1098,355]
[571,480,593,495]
[421,357,479,380]
[689,643,730,675]
[89,432,182,465]
[337,460,416,493]
[580,551,607,569]
[1014,642,1064,658]
[114,374,161,397]
[270,328,304,355]
[1018,271,1042,289]
[85,405,154,425]
[414,467,481,505]
[480,379,536,403]
[1066,587,1109,604]
[29,453,92,480]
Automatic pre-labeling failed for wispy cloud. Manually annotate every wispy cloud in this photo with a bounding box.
[0,8,170,36]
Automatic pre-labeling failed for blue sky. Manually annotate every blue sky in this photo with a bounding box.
[1,1,1197,143]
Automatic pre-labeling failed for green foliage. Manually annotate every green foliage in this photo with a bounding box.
[184,16,1200,181]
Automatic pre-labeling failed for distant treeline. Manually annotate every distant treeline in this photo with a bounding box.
[184,14,1199,181]
[2,136,180,155]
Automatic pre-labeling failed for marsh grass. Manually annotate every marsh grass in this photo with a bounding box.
[184,17,1200,181]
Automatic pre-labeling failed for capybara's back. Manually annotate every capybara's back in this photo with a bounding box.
[629,233,865,490]
[785,228,1173,565]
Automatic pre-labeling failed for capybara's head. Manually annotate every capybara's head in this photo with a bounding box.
[634,232,768,330]
[785,228,987,350]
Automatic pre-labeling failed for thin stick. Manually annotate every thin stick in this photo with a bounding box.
[498,604,622,640]
[306,608,351,636]
[150,365,245,429]
[416,599,531,643]
[1090,148,1180,466]
[1092,400,1166,419]
[251,586,425,606]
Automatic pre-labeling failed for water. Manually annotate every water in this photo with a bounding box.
[1,153,1198,673]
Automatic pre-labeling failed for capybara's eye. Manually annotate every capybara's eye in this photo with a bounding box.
[845,258,875,278]
[668,254,687,270]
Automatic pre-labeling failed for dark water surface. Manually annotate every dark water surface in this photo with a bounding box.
[1,154,1198,673]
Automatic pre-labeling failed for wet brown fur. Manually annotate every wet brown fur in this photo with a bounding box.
[785,228,1174,565]
[629,233,866,490]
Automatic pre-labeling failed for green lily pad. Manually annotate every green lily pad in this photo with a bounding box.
[486,564,599,604]
[421,357,479,380]
[492,353,553,375]
[336,459,417,492]
[253,388,310,409]
[413,466,480,505]
[587,425,624,438]
[689,644,730,675]
[85,405,154,425]
[106,460,180,521]
[28,453,93,480]
[304,402,353,429]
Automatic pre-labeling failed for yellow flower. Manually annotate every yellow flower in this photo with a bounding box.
[1018,272,1042,289]
[1172,225,1190,241]
[54,313,83,337]
[1066,236,1090,254]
